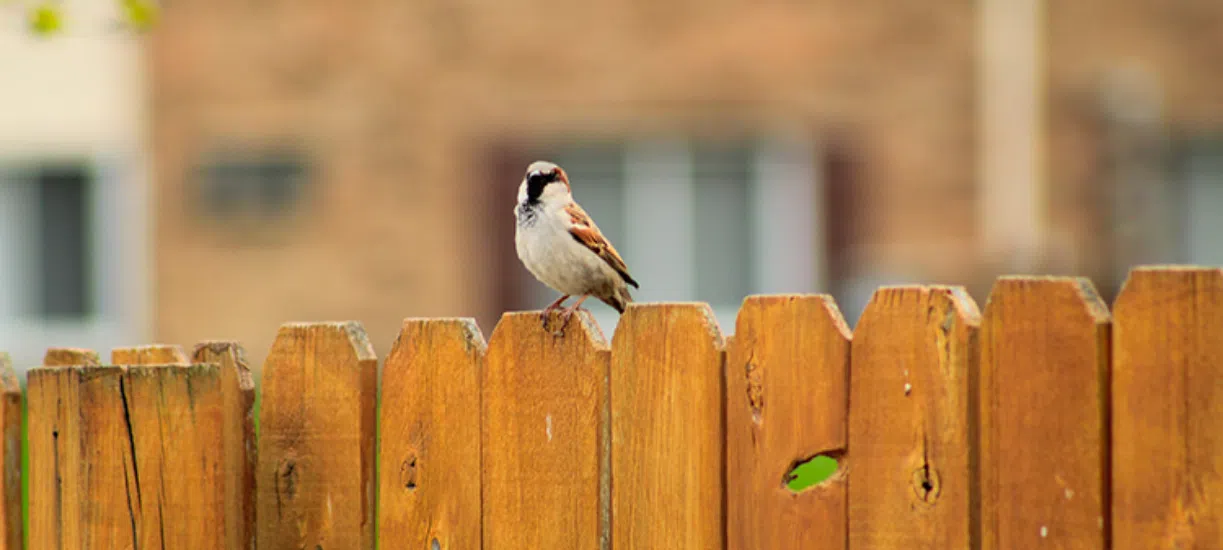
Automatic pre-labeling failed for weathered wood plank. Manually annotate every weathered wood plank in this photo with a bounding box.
[980,276,1110,549]
[28,365,130,549]
[256,322,378,550]
[193,341,257,550]
[0,353,20,550]
[378,319,485,549]
[726,295,850,550]
[27,361,231,548]
[42,348,99,367]
[613,303,726,549]
[1113,266,1223,549]
[124,363,228,548]
[848,287,979,548]
[483,311,610,549]
[112,344,189,366]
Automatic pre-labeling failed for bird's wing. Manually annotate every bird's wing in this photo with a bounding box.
[564,201,640,289]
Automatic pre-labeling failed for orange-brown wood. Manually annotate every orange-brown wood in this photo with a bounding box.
[42,348,99,367]
[848,287,979,548]
[27,361,232,548]
[613,303,726,549]
[112,344,190,365]
[193,341,257,550]
[0,353,20,550]
[1112,266,1223,549]
[379,319,485,549]
[256,322,378,550]
[482,311,610,549]
[980,276,1111,550]
[726,295,851,550]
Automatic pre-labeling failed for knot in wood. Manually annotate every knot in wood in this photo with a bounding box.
[401,454,418,490]
[911,464,940,504]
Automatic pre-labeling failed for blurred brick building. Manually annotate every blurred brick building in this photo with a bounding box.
[142,0,1223,362]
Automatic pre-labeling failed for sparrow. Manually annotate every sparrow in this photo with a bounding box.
[514,160,639,333]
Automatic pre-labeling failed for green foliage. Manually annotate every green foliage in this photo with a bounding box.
[120,0,157,31]
[785,454,839,492]
[28,3,60,36]
[14,0,159,36]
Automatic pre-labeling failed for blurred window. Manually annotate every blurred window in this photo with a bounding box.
[0,162,94,320]
[519,136,824,334]
[194,149,311,220]
[1181,136,1223,265]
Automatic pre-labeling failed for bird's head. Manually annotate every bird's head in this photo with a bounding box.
[521,160,571,204]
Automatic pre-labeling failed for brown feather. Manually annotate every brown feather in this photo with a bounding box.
[564,201,639,289]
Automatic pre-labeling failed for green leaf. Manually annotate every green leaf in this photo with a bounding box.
[120,0,158,31]
[28,3,62,36]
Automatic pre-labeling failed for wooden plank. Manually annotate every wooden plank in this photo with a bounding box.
[112,344,189,366]
[848,287,979,548]
[378,319,485,549]
[256,322,378,550]
[194,341,258,550]
[1112,266,1223,549]
[482,311,610,549]
[0,353,20,550]
[980,276,1110,549]
[27,362,231,548]
[123,363,229,548]
[726,295,851,550]
[28,366,130,549]
[613,303,725,548]
[42,348,99,367]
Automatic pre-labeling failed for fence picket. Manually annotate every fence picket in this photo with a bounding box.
[193,342,257,550]
[482,311,610,549]
[612,303,725,549]
[1112,266,1223,549]
[725,295,850,550]
[112,344,190,365]
[28,356,232,547]
[849,286,979,548]
[42,348,99,367]
[980,277,1110,549]
[256,322,378,550]
[0,353,19,550]
[379,319,485,549]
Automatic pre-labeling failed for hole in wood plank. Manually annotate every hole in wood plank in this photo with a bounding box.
[784,453,841,492]
[431,538,440,550]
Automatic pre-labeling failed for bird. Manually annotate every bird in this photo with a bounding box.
[514,160,639,334]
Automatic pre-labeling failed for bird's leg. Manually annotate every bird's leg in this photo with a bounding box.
[555,295,591,335]
[540,295,569,325]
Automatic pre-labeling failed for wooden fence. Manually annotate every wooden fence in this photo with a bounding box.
[0,265,1220,549]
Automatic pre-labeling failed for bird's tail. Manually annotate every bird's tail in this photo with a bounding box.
[601,286,634,314]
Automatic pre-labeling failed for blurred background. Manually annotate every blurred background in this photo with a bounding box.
[0,0,1220,371]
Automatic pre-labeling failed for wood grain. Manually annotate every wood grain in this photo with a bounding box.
[112,344,190,366]
[482,311,610,549]
[42,348,99,367]
[256,322,378,550]
[27,362,232,548]
[613,303,726,549]
[194,341,257,550]
[726,295,851,550]
[1112,266,1223,549]
[0,353,20,550]
[980,276,1111,550]
[379,319,485,549]
[848,287,979,549]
